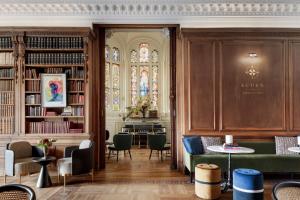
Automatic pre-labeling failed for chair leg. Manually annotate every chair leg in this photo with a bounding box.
[19,175,21,184]
[108,150,111,160]
[128,150,132,160]
[124,150,126,156]
[3,174,6,184]
[117,151,119,162]
[149,150,152,160]
[64,175,66,192]
[161,150,163,162]
[91,169,94,182]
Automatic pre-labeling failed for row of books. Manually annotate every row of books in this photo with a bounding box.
[0,53,14,65]
[0,68,14,78]
[65,68,84,79]
[0,93,14,104]
[0,80,14,91]
[25,67,85,79]
[0,106,14,116]
[0,37,12,49]
[68,80,84,91]
[26,53,84,65]
[25,80,40,92]
[28,121,71,134]
[26,94,41,104]
[71,107,84,116]
[0,118,14,134]
[26,37,83,49]
[26,106,46,116]
[68,94,84,104]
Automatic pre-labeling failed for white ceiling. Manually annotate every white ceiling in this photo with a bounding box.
[1,0,300,27]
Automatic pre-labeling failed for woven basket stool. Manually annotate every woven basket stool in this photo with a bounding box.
[195,163,221,200]
[233,168,264,200]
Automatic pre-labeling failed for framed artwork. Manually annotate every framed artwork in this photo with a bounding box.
[41,74,67,107]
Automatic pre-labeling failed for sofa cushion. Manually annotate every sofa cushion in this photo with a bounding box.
[191,154,300,173]
[9,141,32,159]
[238,141,275,154]
[275,136,297,155]
[201,137,222,153]
[15,157,41,176]
[182,136,203,155]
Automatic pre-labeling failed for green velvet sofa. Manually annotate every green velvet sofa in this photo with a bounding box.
[183,141,300,182]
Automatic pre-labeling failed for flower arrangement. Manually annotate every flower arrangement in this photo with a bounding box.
[37,138,57,158]
[122,95,152,121]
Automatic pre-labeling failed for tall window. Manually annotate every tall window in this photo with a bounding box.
[105,45,120,111]
[130,43,159,110]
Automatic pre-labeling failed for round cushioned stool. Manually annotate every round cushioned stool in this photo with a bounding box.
[195,163,221,200]
[233,168,264,200]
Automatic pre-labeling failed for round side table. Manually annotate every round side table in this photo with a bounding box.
[33,156,56,188]
[207,145,255,192]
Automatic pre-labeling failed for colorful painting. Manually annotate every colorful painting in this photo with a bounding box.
[41,74,66,107]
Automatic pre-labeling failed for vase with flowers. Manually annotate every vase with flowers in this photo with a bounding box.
[37,138,57,159]
[122,95,152,121]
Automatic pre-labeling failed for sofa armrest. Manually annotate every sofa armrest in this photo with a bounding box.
[64,146,79,158]
[183,146,192,172]
[71,148,93,175]
[5,150,15,176]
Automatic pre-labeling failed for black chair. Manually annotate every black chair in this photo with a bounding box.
[0,184,36,200]
[272,181,300,200]
[148,134,170,161]
[108,134,133,161]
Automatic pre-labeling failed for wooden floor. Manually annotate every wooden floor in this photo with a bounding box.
[0,148,292,199]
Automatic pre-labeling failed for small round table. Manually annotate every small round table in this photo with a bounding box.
[207,145,255,192]
[33,156,56,188]
[288,147,300,153]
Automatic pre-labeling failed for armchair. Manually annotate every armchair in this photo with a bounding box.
[148,134,170,161]
[108,134,133,161]
[4,141,42,183]
[57,140,94,189]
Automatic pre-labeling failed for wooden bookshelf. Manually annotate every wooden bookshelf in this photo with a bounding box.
[0,36,16,135]
[23,33,89,135]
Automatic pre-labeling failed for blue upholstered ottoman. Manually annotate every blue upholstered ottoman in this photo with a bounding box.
[233,168,264,200]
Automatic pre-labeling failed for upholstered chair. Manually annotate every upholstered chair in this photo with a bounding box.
[4,141,42,183]
[57,140,94,189]
[148,134,170,161]
[108,134,133,161]
[0,184,36,200]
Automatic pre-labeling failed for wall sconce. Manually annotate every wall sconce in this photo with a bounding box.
[245,52,259,79]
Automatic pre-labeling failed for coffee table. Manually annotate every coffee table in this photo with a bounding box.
[288,147,300,153]
[207,145,255,192]
[33,156,56,188]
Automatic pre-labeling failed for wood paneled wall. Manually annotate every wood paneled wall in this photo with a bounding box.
[181,29,300,137]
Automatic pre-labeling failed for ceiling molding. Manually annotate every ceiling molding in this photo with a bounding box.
[1,1,300,27]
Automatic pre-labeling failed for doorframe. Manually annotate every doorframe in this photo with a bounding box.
[92,24,179,169]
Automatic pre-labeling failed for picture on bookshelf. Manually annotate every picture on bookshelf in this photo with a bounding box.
[41,74,66,107]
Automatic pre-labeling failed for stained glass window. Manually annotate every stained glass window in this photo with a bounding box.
[105,45,120,111]
[130,43,159,110]
[139,43,149,63]
[105,62,110,109]
[151,50,159,63]
[139,66,149,96]
[105,46,110,60]
[130,50,138,63]
[131,66,138,106]
[112,64,120,111]
[152,65,159,109]
[112,47,120,62]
